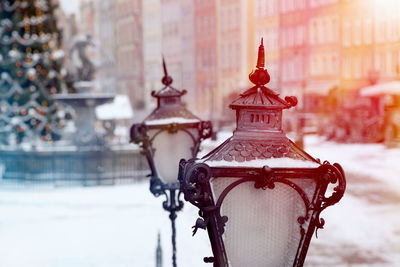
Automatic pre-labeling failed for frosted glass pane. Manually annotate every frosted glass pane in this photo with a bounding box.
[287,178,316,201]
[151,130,194,183]
[210,178,307,267]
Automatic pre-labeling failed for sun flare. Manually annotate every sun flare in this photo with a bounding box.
[374,0,400,9]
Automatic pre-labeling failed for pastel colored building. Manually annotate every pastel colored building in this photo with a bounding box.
[143,0,163,110]
[278,0,308,99]
[113,0,144,110]
[340,0,400,93]
[253,0,279,90]
[160,0,196,108]
[216,0,252,118]
[97,0,117,94]
[193,0,218,118]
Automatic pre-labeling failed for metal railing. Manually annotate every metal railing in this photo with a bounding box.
[0,145,148,187]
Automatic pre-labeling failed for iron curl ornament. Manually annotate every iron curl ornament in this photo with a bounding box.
[178,39,346,267]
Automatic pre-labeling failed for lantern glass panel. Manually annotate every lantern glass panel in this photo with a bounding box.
[151,129,197,183]
[210,177,308,267]
[287,178,317,200]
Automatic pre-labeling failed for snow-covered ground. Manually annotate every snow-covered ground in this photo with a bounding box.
[0,134,399,266]
[304,136,400,266]
[0,184,212,267]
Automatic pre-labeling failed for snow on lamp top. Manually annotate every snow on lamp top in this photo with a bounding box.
[201,39,319,168]
[144,57,200,125]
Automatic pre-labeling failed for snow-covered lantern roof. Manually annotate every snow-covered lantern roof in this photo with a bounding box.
[179,40,346,267]
[130,58,212,196]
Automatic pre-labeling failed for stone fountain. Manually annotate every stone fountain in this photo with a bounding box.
[52,34,115,148]
[53,84,114,147]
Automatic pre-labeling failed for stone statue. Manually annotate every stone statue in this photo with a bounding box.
[69,34,95,82]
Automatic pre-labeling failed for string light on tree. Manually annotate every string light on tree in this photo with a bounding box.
[0,0,68,145]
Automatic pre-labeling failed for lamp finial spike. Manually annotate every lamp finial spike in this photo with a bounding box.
[248,37,270,85]
[162,56,168,77]
[256,38,265,69]
[161,56,173,86]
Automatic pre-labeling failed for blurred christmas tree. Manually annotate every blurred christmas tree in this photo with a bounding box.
[0,0,67,146]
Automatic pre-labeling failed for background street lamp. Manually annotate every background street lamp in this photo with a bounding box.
[179,40,346,267]
[130,58,212,267]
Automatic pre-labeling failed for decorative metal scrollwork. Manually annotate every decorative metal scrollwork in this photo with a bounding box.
[180,160,213,208]
[130,123,150,149]
[167,123,179,134]
[314,162,346,229]
[199,121,213,140]
[253,166,274,189]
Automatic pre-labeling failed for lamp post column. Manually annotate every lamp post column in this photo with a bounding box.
[162,188,183,267]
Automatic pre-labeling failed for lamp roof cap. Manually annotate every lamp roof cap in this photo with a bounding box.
[151,57,187,99]
[230,39,297,110]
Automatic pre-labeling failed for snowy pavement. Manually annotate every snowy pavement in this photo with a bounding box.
[0,135,399,266]
[305,136,400,266]
[0,184,212,267]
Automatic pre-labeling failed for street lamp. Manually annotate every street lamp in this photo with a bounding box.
[179,40,346,267]
[130,58,212,267]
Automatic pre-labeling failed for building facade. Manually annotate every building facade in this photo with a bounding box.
[143,0,163,110]
[97,0,117,93]
[193,0,218,118]
[305,0,340,111]
[340,0,400,93]
[114,0,144,110]
[75,0,400,121]
[216,0,252,118]
[253,0,280,90]
[278,0,308,99]
[160,0,196,110]
[180,0,197,110]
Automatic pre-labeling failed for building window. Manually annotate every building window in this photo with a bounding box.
[295,25,303,45]
[287,27,293,47]
[310,56,314,75]
[289,0,294,12]
[354,56,362,79]
[343,21,350,46]
[376,18,385,43]
[354,20,361,46]
[363,19,372,44]
[398,51,400,74]
[343,57,350,79]
[315,56,320,76]
[386,51,393,76]
[376,52,385,75]
[396,18,400,41]
[388,16,396,42]
[333,16,338,42]
[332,53,338,74]
[280,0,286,13]
[255,0,261,17]
[298,0,305,9]
[282,29,287,47]
[317,19,324,44]
[361,55,369,77]
[263,0,269,16]
[309,20,315,44]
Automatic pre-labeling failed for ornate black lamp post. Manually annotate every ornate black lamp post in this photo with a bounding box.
[130,59,212,267]
[179,40,346,267]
